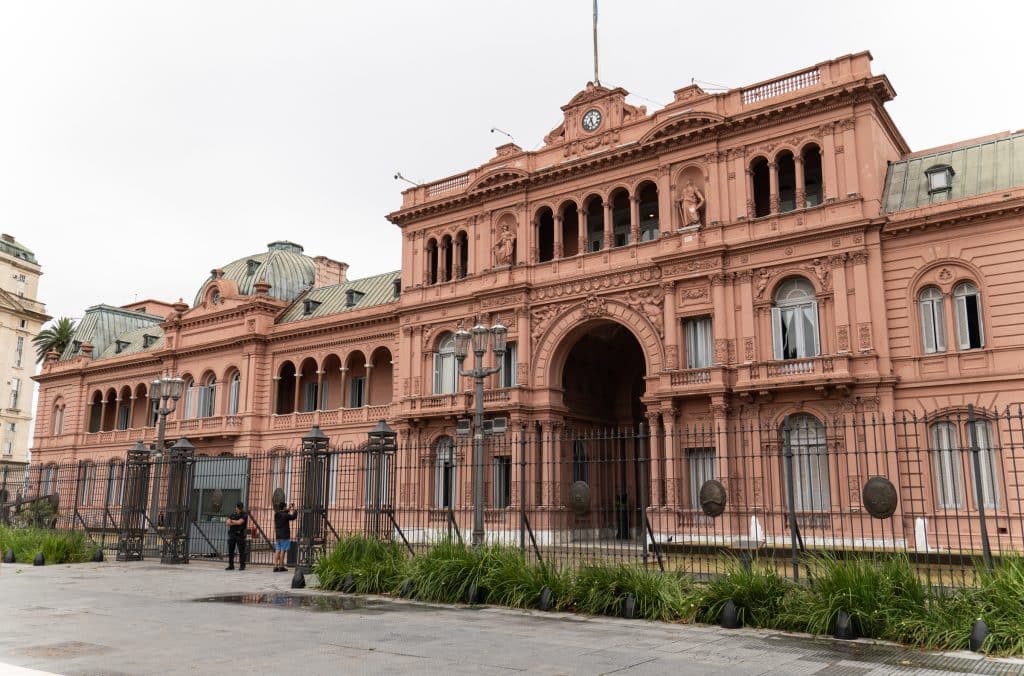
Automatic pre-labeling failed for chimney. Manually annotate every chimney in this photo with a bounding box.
[80,342,94,358]
[313,256,349,288]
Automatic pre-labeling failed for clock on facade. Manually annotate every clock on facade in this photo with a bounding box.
[581,108,602,132]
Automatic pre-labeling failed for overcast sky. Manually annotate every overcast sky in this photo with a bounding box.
[1,1,1021,325]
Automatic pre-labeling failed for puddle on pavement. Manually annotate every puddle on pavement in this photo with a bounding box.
[194,592,395,612]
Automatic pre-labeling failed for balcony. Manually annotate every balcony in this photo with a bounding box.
[271,405,394,431]
[662,366,727,393]
[736,355,854,395]
[401,388,522,418]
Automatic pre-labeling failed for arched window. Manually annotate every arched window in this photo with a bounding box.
[953,282,984,350]
[434,437,456,508]
[78,461,96,507]
[772,278,820,360]
[88,391,102,433]
[456,230,469,278]
[969,419,999,509]
[426,238,438,285]
[918,287,946,354]
[637,182,659,242]
[802,144,823,207]
[609,188,630,246]
[432,334,458,394]
[227,371,241,415]
[197,374,217,418]
[560,202,580,257]
[537,208,555,263]
[441,234,454,283]
[116,386,131,430]
[750,157,770,217]
[777,151,796,213]
[584,195,604,252]
[786,414,830,512]
[931,421,963,509]
[52,402,65,435]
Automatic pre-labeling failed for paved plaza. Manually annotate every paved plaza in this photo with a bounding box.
[0,561,1022,675]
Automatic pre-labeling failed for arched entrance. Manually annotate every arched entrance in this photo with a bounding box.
[560,320,646,428]
[558,319,647,540]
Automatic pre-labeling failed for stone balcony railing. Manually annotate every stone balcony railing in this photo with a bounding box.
[401,388,521,416]
[271,405,394,430]
[738,355,853,392]
[665,366,728,390]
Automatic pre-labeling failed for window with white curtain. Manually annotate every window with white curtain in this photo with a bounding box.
[182,380,196,419]
[228,372,241,415]
[364,452,392,508]
[687,447,715,510]
[918,287,946,353]
[953,282,984,350]
[785,414,830,512]
[684,317,713,368]
[433,334,458,394]
[968,420,999,509]
[434,437,455,508]
[772,278,820,360]
[197,377,216,418]
[931,422,964,509]
[302,381,318,412]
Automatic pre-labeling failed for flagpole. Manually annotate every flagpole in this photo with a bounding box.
[592,0,600,85]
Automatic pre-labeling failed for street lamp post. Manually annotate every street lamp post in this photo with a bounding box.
[147,376,185,536]
[454,319,507,546]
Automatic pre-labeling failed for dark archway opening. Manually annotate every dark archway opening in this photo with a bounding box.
[559,321,647,540]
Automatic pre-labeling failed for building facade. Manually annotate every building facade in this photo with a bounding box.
[0,234,47,466]
[29,52,1024,549]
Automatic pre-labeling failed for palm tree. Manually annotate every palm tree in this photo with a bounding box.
[33,317,77,363]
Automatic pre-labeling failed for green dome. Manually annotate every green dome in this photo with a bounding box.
[194,241,315,306]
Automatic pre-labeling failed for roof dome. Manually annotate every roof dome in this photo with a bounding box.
[194,241,315,306]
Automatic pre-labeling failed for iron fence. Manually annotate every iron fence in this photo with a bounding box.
[6,405,1024,587]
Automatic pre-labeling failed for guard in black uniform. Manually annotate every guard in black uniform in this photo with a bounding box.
[225,502,248,570]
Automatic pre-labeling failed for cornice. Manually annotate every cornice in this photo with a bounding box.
[882,196,1024,238]
[388,79,896,226]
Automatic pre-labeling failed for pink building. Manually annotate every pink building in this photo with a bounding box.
[30,52,1024,555]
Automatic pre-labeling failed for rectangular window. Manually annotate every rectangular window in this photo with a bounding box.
[5,422,15,432]
[116,404,130,430]
[572,441,588,483]
[493,455,512,508]
[302,382,318,412]
[919,294,946,353]
[319,381,330,410]
[228,377,241,415]
[79,464,96,506]
[433,352,457,394]
[328,453,339,506]
[499,343,517,388]
[14,336,24,367]
[1,441,11,455]
[684,317,713,368]
[364,452,392,508]
[183,384,195,420]
[9,377,19,409]
[106,463,123,506]
[772,303,820,360]
[931,423,964,509]
[955,292,984,350]
[686,448,716,510]
[350,376,365,407]
[968,421,999,509]
[435,446,455,508]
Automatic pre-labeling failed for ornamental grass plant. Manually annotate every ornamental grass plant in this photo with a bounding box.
[568,563,693,621]
[314,533,409,595]
[695,557,794,629]
[0,525,94,564]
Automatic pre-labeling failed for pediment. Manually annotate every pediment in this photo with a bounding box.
[0,288,25,313]
[468,167,530,193]
[640,111,726,145]
[561,83,627,111]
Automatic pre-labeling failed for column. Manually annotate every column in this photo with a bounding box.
[662,282,678,370]
[629,195,640,244]
[662,408,679,509]
[539,421,554,507]
[340,367,349,407]
[711,275,727,365]
[100,400,108,431]
[439,239,449,281]
[768,162,779,214]
[830,255,850,352]
[745,168,755,219]
[851,251,871,352]
[553,213,563,259]
[737,271,755,362]
[841,119,860,196]
[656,166,672,234]
[270,375,281,414]
[453,237,462,278]
[516,306,529,387]
[364,364,374,406]
[315,370,324,410]
[128,396,136,429]
[292,373,301,413]
[577,208,587,254]
[603,201,613,249]
[819,124,838,202]
[646,412,663,507]
[794,156,806,209]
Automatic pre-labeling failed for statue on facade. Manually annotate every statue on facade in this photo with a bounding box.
[676,179,705,227]
[494,223,516,266]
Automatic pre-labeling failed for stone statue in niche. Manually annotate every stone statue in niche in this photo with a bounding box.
[676,179,705,227]
[494,223,516,266]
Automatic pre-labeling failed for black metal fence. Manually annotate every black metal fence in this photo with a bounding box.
[5,405,1024,587]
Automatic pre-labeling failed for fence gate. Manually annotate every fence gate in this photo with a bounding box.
[116,444,152,561]
[189,456,250,560]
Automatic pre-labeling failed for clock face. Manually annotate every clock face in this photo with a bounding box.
[581,108,602,132]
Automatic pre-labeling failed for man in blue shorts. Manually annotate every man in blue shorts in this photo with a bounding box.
[273,501,297,572]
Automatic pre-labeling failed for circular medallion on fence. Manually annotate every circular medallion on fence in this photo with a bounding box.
[210,488,224,513]
[272,487,286,507]
[699,480,727,517]
[862,476,898,519]
[568,481,590,515]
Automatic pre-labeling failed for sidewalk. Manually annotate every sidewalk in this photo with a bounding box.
[0,560,1022,675]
